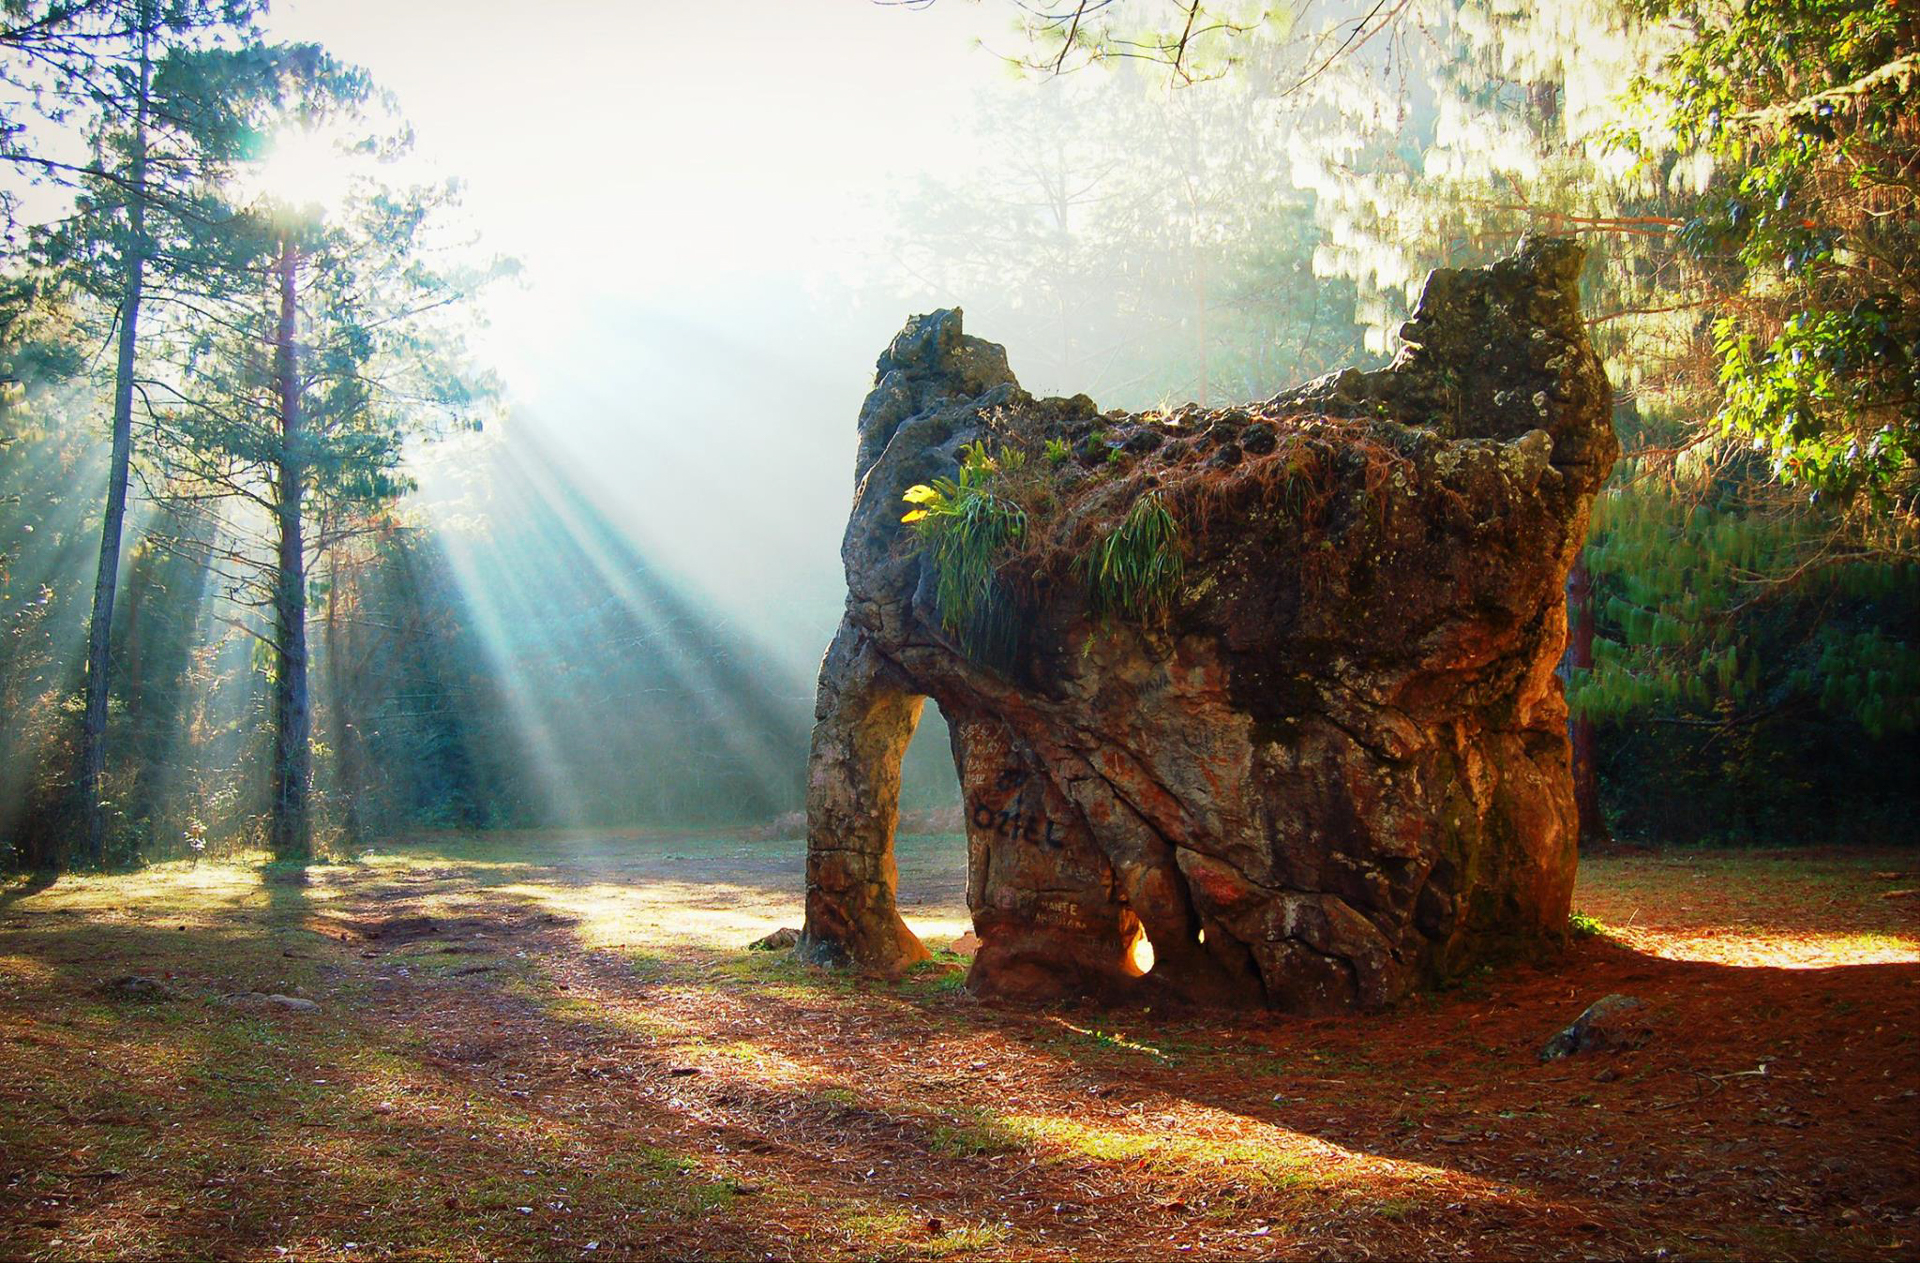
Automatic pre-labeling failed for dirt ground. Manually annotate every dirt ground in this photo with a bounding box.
[1,832,1916,1261]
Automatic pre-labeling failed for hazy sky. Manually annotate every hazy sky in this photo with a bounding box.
[267,0,1022,660]
[270,0,1011,394]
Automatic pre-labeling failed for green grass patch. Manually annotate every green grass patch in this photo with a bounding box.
[1568,909,1608,938]
[838,1206,1010,1258]
[923,1106,1027,1158]
[894,959,968,999]
[1080,492,1184,624]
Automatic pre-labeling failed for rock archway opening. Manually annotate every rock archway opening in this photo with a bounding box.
[898,697,963,824]
[896,697,969,938]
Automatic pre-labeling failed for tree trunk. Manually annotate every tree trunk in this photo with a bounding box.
[1565,551,1607,847]
[323,544,364,847]
[269,237,312,864]
[76,7,154,869]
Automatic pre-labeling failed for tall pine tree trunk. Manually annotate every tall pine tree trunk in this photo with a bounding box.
[269,237,312,863]
[76,8,154,868]
[323,544,364,847]
[1566,551,1607,847]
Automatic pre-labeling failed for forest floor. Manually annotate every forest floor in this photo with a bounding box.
[1,833,1916,1261]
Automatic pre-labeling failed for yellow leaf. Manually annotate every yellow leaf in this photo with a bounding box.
[902,484,940,505]
[901,509,930,523]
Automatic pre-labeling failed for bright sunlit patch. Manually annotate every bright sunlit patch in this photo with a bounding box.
[0,954,62,986]
[905,916,971,946]
[242,126,362,212]
[1045,1017,1166,1059]
[487,879,806,953]
[1574,857,1920,969]
[1603,925,1920,969]
[989,1099,1533,1205]
[1127,926,1156,975]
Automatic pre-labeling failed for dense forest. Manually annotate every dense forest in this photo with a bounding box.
[1,0,1915,866]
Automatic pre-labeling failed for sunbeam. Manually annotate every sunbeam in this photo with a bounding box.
[426,516,587,830]
[409,420,812,829]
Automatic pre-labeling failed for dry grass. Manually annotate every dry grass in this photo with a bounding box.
[1,832,1916,1260]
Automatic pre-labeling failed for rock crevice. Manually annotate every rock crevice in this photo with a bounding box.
[801,236,1618,1011]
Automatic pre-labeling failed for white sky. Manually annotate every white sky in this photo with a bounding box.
[265,0,1025,652]
[269,0,1010,398]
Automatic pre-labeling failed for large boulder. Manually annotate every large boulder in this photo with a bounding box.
[801,236,1618,1012]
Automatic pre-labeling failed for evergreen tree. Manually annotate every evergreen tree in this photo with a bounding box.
[1627,0,1918,536]
[136,48,501,863]
[5,0,264,866]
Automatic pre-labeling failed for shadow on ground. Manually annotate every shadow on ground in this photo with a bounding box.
[1,834,1915,1260]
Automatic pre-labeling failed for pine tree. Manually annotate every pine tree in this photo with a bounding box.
[1627,0,1918,535]
[5,0,265,866]
[135,48,502,863]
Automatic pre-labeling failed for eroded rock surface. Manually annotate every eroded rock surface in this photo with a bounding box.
[801,237,1618,1012]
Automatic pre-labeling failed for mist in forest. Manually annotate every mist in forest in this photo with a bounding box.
[6,0,1911,862]
[245,0,1367,830]
[2,0,1357,845]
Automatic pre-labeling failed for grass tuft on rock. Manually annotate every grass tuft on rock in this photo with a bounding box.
[1080,492,1184,625]
[902,442,1029,665]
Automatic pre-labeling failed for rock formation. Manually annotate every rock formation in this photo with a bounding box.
[801,236,1618,1012]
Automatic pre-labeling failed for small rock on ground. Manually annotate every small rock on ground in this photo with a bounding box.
[267,994,320,1013]
[1541,993,1650,1061]
[100,975,174,1001]
[748,927,801,951]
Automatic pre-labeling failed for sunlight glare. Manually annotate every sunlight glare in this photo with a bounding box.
[1605,924,1920,968]
[243,127,360,212]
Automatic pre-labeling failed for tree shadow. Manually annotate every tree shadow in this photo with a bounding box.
[7,845,1912,1261]
[259,864,314,927]
[452,848,1918,1260]
[955,932,1920,1257]
[0,872,795,1260]
[0,868,58,912]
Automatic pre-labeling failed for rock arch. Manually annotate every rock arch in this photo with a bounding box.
[800,625,930,974]
[800,237,1618,1012]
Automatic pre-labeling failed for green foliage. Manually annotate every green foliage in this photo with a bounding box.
[1574,418,1920,841]
[1713,306,1916,511]
[1789,627,1920,740]
[0,18,522,868]
[0,275,83,417]
[901,442,1029,666]
[1575,464,1919,740]
[1637,0,1919,524]
[1078,493,1184,625]
[135,49,505,615]
[1044,437,1070,467]
[1568,911,1607,938]
[901,445,1190,655]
